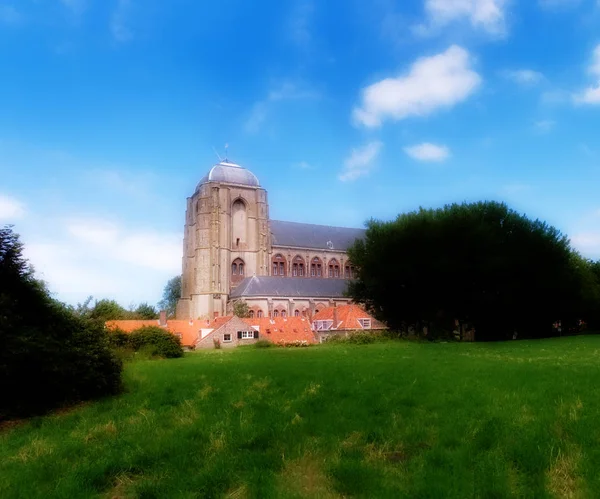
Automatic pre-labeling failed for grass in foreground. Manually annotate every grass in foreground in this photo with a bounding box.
[3,336,600,498]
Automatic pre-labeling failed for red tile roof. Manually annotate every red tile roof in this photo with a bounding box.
[105,318,222,347]
[311,304,386,330]
[243,316,317,345]
[107,315,319,347]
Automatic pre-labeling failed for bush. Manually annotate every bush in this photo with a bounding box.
[254,340,273,349]
[0,226,122,420]
[107,328,130,348]
[278,340,311,348]
[128,326,183,358]
[325,332,380,345]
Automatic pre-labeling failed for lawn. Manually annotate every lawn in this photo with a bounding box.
[3,337,600,498]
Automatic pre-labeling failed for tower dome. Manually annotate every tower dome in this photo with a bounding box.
[198,161,260,188]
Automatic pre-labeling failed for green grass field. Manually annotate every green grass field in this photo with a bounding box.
[3,337,600,498]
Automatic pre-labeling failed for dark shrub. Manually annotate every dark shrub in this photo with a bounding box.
[128,326,183,358]
[325,332,380,345]
[107,328,130,348]
[0,225,123,420]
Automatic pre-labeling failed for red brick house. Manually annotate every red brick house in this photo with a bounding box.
[195,315,317,349]
[311,304,386,342]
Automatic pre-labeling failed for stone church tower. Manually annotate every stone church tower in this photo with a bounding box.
[176,161,270,320]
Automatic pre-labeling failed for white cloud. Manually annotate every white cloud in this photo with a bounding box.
[245,82,318,133]
[404,142,450,162]
[533,120,556,133]
[570,232,600,257]
[415,0,507,36]
[0,194,26,221]
[502,69,545,85]
[353,45,481,127]
[24,217,182,306]
[111,0,133,43]
[0,5,20,24]
[288,0,313,48]
[574,44,600,105]
[66,219,181,272]
[339,141,383,182]
[590,44,600,77]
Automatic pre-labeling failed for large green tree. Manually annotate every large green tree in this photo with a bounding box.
[0,226,122,419]
[158,275,181,317]
[347,202,600,340]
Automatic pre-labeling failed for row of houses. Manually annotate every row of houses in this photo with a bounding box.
[106,304,386,349]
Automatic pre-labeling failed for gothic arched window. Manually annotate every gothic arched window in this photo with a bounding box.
[292,255,306,277]
[232,199,247,249]
[310,257,323,277]
[328,258,340,278]
[271,254,287,277]
[231,258,245,284]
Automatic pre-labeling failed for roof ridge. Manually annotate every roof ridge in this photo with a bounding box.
[270,219,365,231]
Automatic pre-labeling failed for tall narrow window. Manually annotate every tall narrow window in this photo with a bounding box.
[249,310,255,318]
[257,310,263,318]
[231,258,245,283]
[281,310,287,318]
[232,199,247,249]
[328,259,340,279]
[273,310,279,318]
[299,264,304,276]
[292,263,298,276]
[294,310,300,317]
[311,257,323,278]
[272,254,287,277]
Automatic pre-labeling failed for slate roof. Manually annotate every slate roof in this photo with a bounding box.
[229,276,350,299]
[270,220,365,251]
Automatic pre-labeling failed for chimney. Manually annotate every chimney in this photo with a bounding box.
[159,310,167,327]
[333,302,338,330]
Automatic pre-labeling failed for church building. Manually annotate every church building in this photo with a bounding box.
[176,160,365,320]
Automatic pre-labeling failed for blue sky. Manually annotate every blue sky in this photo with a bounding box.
[2,0,600,307]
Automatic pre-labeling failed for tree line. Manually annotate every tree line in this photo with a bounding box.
[347,201,600,341]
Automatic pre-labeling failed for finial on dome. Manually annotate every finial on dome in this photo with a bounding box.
[224,143,229,162]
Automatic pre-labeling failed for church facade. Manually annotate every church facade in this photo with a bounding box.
[176,160,365,320]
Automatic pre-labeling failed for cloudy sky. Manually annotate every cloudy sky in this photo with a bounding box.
[2,0,600,307]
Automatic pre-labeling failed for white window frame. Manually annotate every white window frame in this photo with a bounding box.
[223,333,232,342]
[241,330,254,339]
[313,320,334,331]
[358,318,371,329]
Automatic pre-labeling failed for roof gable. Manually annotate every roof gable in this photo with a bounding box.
[312,304,386,330]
